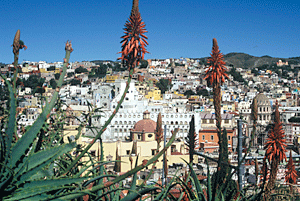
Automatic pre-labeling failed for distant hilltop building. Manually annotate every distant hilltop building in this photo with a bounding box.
[276,60,288,67]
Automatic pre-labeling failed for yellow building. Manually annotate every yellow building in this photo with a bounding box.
[65,111,193,173]
[145,88,162,100]
[106,75,119,83]
[222,102,236,112]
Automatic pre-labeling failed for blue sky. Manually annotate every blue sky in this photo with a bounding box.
[0,0,299,64]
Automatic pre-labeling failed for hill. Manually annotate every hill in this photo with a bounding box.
[222,53,300,69]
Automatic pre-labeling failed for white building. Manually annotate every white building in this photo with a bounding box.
[89,79,202,141]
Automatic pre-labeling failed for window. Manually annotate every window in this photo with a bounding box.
[225,119,229,124]
[171,145,176,153]
[228,136,231,141]
[211,135,214,140]
[148,134,153,138]
[209,119,214,124]
[126,150,130,155]
[151,149,156,155]
[202,135,205,140]
[202,119,207,123]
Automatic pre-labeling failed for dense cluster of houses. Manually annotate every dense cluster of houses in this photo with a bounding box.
[1,57,300,184]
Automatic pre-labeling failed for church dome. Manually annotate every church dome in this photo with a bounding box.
[132,110,156,133]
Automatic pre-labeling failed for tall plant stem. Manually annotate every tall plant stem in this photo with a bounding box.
[63,68,134,174]
[13,54,19,92]
[7,43,72,169]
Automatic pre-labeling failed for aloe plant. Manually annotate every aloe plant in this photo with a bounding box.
[0,31,80,200]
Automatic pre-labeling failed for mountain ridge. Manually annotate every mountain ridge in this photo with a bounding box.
[222,52,300,69]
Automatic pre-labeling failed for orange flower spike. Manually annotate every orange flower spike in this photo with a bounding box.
[264,100,287,163]
[119,0,148,69]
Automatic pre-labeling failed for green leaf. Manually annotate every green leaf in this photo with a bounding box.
[0,75,16,171]
[22,177,88,190]
[206,157,212,201]
[125,155,139,198]
[121,187,159,201]
[182,158,206,200]
[6,185,76,200]
[8,49,71,169]
[15,143,75,184]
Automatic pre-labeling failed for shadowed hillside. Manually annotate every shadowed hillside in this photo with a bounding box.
[223,52,300,69]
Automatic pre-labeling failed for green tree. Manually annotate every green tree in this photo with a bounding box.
[75,66,88,74]
[185,115,196,164]
[184,89,195,98]
[23,74,45,89]
[139,60,148,68]
[49,78,57,89]
[54,73,60,80]
[196,88,209,96]
[156,79,172,94]
[228,67,247,84]
[70,79,81,86]
[67,72,74,78]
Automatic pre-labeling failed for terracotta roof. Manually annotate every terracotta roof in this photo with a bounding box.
[133,119,156,133]
[171,151,183,155]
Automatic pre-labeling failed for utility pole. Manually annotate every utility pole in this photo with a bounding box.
[162,125,167,186]
[238,119,245,190]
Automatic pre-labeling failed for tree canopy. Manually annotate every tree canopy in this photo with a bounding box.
[75,66,88,74]
[156,79,172,94]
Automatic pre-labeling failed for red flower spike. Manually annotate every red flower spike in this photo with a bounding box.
[118,0,149,70]
[264,100,287,163]
[204,38,228,85]
[285,150,297,184]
